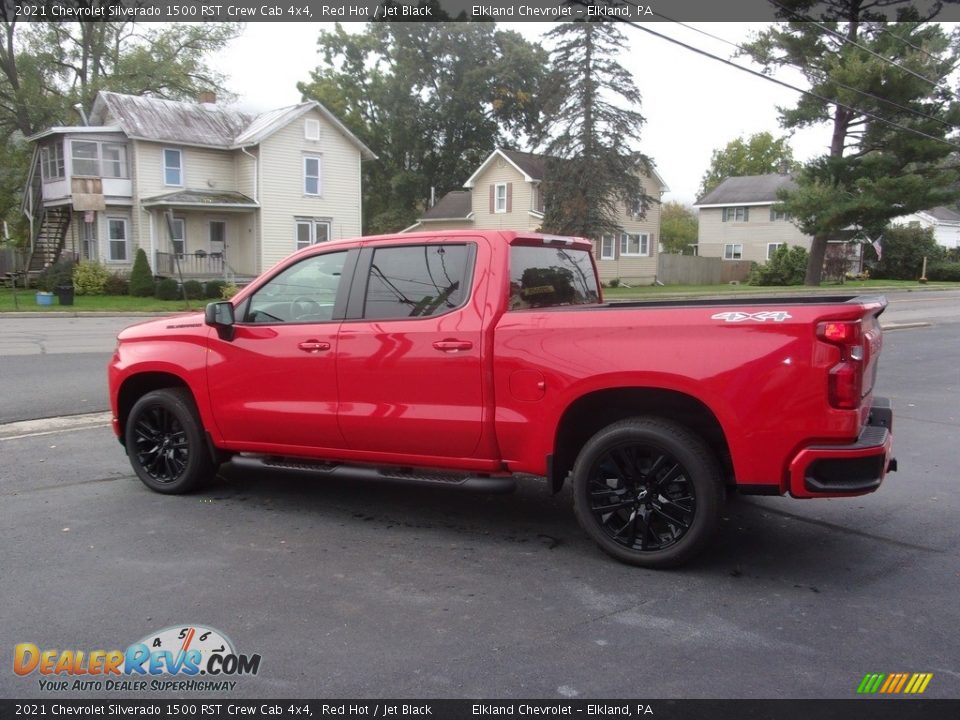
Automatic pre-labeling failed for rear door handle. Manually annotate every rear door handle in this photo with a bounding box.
[432,339,473,352]
[298,340,331,353]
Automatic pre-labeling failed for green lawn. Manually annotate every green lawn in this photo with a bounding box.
[602,279,960,299]
[0,288,208,313]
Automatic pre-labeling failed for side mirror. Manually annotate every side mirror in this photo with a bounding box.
[205,301,235,340]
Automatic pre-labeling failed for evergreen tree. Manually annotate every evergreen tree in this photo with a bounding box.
[742,4,960,285]
[129,248,154,298]
[536,21,652,239]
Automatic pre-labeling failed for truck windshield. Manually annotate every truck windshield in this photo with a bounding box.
[509,245,600,310]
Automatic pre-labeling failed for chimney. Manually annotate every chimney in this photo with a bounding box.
[778,159,790,175]
[198,91,217,105]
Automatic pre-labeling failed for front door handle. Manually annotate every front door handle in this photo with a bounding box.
[432,339,473,352]
[298,340,331,353]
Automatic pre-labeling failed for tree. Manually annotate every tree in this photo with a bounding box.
[742,5,960,285]
[536,21,652,239]
[660,201,698,254]
[871,225,944,279]
[298,21,547,234]
[698,132,797,199]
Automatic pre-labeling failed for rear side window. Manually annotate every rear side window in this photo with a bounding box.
[363,244,472,320]
[509,245,600,309]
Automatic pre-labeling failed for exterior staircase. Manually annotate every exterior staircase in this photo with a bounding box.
[27,206,71,272]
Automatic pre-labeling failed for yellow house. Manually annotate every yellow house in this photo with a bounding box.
[403,148,668,285]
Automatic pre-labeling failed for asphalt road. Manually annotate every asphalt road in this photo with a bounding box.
[0,291,958,700]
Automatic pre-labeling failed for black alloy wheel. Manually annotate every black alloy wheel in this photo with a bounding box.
[572,417,723,568]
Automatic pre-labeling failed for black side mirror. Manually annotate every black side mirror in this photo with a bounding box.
[205,301,236,340]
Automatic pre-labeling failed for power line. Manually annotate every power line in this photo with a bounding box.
[609,7,960,154]
[652,15,957,132]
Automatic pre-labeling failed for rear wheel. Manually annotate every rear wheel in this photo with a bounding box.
[572,417,723,568]
[125,388,214,494]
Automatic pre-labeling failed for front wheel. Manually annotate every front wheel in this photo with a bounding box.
[125,388,214,494]
[572,417,723,568]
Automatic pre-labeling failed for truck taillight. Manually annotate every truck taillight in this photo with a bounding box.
[817,320,864,410]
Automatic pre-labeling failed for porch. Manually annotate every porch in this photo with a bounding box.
[155,251,228,280]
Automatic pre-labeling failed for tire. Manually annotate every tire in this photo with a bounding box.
[125,388,214,494]
[572,417,723,568]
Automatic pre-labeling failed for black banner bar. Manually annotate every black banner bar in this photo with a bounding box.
[2,700,960,720]
[8,0,960,23]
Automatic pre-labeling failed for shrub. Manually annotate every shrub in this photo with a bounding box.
[104,272,130,296]
[871,226,945,280]
[221,282,239,300]
[607,278,621,288]
[35,258,76,292]
[925,261,960,282]
[154,278,179,300]
[129,248,154,297]
[749,245,808,286]
[204,279,226,299]
[182,279,204,300]
[72,260,110,296]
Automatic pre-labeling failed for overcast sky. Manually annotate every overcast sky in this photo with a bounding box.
[212,21,833,205]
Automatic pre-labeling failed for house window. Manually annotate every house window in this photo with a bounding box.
[767,243,785,260]
[630,197,647,216]
[769,208,791,221]
[101,143,127,178]
[494,183,507,213]
[295,218,331,250]
[169,217,186,256]
[303,156,322,196]
[722,207,749,222]
[107,218,128,262]
[40,144,65,180]
[600,235,616,260]
[72,141,99,176]
[209,221,226,253]
[163,148,183,186]
[82,218,97,261]
[620,233,649,257]
[304,119,320,141]
[531,185,544,214]
[724,243,743,260]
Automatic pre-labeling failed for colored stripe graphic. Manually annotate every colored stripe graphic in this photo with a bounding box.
[857,673,933,694]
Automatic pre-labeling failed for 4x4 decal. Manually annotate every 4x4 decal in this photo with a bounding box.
[711,311,793,323]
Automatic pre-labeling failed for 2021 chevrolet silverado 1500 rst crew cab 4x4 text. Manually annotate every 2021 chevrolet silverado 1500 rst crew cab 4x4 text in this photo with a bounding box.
[108,230,896,568]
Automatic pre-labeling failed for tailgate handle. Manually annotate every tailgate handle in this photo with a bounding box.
[298,340,331,353]
[432,339,473,352]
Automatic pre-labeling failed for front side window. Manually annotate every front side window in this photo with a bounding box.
[246,251,347,324]
[509,244,600,310]
[107,218,128,262]
[304,156,322,196]
[72,141,99,176]
[163,149,183,186]
[619,233,649,257]
[724,243,744,260]
[363,244,472,320]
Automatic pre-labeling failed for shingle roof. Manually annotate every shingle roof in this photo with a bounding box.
[924,205,960,223]
[696,174,798,206]
[140,189,258,208]
[500,149,546,181]
[422,191,472,219]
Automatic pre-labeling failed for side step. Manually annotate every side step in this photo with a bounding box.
[228,455,517,494]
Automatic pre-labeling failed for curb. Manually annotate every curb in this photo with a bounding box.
[881,322,933,331]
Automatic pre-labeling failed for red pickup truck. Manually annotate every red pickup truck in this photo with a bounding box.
[108,230,895,567]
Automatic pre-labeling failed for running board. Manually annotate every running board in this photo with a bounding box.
[228,455,517,494]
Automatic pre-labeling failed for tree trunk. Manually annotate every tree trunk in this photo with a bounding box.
[805,234,829,286]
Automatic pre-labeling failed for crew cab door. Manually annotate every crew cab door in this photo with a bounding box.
[206,249,353,451]
[336,240,485,459]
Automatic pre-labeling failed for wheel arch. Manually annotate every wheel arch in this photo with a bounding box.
[117,372,193,446]
[550,387,733,493]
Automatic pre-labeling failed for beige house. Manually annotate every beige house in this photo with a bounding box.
[694,174,811,264]
[22,90,375,280]
[403,148,668,284]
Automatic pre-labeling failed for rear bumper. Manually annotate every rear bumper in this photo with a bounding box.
[788,397,896,498]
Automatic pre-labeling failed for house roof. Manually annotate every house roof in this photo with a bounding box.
[26,125,124,142]
[87,91,376,159]
[922,205,960,223]
[140,189,259,209]
[422,191,473,220]
[695,174,797,207]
